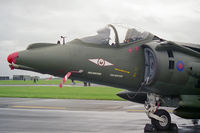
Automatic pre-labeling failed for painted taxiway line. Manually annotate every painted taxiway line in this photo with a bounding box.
[127,109,144,112]
[11,105,67,110]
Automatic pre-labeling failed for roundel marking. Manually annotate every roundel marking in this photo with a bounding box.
[97,59,105,66]
[176,61,184,72]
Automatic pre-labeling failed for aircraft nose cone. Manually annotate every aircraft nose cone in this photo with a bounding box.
[7,52,19,64]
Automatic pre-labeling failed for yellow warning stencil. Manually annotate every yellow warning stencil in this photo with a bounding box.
[114,68,130,74]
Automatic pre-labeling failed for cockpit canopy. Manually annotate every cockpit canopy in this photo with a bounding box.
[80,24,150,46]
[81,27,111,45]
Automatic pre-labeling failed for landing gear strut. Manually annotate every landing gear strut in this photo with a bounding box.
[144,93,174,131]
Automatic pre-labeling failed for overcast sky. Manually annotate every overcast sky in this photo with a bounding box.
[1,0,200,78]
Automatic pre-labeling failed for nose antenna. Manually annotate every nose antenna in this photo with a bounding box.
[60,36,66,45]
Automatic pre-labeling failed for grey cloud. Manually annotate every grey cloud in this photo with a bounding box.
[0,0,200,78]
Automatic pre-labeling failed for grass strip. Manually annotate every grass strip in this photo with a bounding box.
[0,86,123,100]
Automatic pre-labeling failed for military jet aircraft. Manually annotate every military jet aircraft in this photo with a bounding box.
[7,24,200,131]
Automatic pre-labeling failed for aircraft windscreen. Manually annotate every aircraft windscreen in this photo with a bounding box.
[124,28,149,43]
[80,27,111,45]
[80,24,149,45]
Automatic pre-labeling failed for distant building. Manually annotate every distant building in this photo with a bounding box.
[13,75,31,80]
[0,76,9,80]
[12,75,40,80]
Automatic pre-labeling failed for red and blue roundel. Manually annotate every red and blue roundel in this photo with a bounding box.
[176,61,184,72]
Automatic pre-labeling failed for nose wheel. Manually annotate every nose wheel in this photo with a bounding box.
[144,93,173,131]
[151,109,171,130]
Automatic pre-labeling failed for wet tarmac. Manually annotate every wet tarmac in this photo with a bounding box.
[0,98,199,133]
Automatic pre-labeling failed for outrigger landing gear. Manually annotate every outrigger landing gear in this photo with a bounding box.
[144,93,174,131]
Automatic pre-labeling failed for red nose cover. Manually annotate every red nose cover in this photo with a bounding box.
[7,52,18,64]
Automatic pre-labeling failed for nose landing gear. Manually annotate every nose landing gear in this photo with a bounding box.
[144,93,177,132]
[151,109,171,130]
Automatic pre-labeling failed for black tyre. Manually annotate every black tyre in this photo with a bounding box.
[151,109,171,131]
